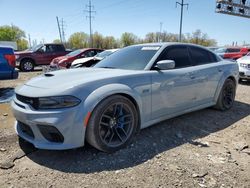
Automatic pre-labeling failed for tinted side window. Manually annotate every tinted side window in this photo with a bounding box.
[189,46,214,65]
[158,46,192,68]
[53,45,65,52]
[85,50,96,57]
[227,48,240,53]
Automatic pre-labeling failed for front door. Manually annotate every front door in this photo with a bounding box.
[151,45,201,119]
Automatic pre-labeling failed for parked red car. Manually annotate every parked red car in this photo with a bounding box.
[215,47,250,60]
[15,43,71,71]
[50,48,103,69]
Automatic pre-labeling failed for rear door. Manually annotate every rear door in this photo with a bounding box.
[188,46,223,104]
[151,45,201,119]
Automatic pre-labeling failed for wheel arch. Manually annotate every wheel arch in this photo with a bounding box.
[82,84,142,132]
[214,72,238,103]
[20,57,36,66]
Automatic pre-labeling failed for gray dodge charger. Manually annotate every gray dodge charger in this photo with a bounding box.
[11,43,239,152]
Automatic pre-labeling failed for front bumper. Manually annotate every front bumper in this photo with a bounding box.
[11,96,86,150]
[239,67,250,80]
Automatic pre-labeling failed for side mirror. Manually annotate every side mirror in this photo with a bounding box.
[155,60,175,70]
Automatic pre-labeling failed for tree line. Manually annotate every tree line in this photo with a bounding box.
[0,24,217,51]
[63,29,217,49]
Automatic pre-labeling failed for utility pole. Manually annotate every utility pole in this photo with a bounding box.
[85,0,96,47]
[61,18,66,43]
[28,34,31,48]
[176,0,189,42]
[56,16,63,43]
[159,22,163,42]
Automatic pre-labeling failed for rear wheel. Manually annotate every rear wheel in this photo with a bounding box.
[20,59,35,72]
[86,95,138,153]
[215,79,236,111]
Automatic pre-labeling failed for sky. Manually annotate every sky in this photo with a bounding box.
[0,0,250,46]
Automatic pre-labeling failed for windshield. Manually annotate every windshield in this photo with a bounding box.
[94,46,160,70]
[66,49,82,57]
[31,44,43,52]
[95,50,115,58]
[215,48,226,53]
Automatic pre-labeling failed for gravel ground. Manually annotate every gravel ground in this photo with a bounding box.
[0,71,249,188]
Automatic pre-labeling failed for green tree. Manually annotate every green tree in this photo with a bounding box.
[0,25,28,50]
[103,36,119,49]
[53,39,62,44]
[186,29,217,47]
[17,39,28,50]
[144,32,157,43]
[120,32,139,47]
[92,32,104,48]
[68,32,89,49]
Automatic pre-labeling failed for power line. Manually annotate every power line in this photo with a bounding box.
[176,0,189,42]
[85,0,96,47]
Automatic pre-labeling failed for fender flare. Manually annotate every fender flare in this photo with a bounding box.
[82,83,143,127]
[214,70,238,102]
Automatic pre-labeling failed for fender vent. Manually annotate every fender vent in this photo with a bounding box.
[44,73,54,77]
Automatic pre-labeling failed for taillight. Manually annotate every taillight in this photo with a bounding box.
[4,54,16,68]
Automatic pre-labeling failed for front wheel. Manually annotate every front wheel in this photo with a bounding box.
[86,95,138,153]
[215,79,236,111]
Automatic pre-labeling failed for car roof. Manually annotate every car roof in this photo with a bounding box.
[132,42,212,52]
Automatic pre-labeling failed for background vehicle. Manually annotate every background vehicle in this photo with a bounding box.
[237,52,250,81]
[50,48,103,69]
[215,47,249,60]
[0,47,18,80]
[15,43,71,71]
[12,43,238,153]
[71,49,119,68]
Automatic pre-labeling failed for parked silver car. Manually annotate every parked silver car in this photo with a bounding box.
[11,43,239,152]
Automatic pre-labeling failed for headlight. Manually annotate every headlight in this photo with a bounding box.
[15,55,20,59]
[240,63,248,68]
[37,96,81,109]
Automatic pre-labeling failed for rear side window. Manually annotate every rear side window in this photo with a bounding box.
[158,46,192,68]
[227,48,240,53]
[85,50,96,57]
[54,45,65,52]
[189,46,217,65]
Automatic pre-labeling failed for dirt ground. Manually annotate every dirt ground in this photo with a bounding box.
[0,71,249,188]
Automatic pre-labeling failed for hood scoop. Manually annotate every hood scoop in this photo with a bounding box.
[44,73,55,77]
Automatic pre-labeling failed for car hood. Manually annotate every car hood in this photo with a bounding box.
[237,56,250,64]
[71,57,95,65]
[15,51,33,55]
[24,68,140,90]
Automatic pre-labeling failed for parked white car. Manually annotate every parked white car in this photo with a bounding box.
[237,53,250,81]
[71,49,119,68]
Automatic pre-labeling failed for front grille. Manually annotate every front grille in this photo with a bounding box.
[38,124,64,143]
[239,72,245,76]
[16,94,39,109]
[19,121,34,138]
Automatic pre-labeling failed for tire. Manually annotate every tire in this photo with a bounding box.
[86,95,138,153]
[214,79,236,111]
[20,59,35,72]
